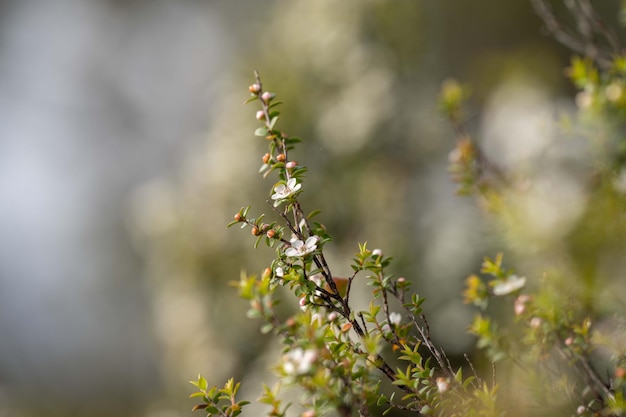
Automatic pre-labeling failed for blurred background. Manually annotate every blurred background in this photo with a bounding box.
[0,1,621,416]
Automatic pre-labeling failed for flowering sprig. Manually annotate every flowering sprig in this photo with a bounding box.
[445,60,626,412]
[193,72,496,417]
[189,376,250,417]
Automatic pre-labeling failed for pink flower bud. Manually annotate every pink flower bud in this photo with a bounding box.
[514,294,531,316]
[256,110,265,121]
[261,91,273,103]
[576,405,585,415]
[285,161,298,169]
[565,337,574,346]
[372,248,383,257]
[249,83,261,94]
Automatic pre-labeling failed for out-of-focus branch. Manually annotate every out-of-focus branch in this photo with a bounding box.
[530,0,623,69]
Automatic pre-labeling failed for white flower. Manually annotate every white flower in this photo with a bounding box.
[492,275,526,296]
[275,266,284,277]
[389,312,402,325]
[285,236,319,257]
[271,178,301,205]
[283,348,317,375]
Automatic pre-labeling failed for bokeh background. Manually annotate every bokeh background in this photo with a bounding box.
[0,1,621,416]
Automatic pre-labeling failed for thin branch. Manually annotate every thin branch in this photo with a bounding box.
[530,0,622,69]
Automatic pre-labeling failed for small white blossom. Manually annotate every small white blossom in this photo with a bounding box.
[372,248,383,257]
[492,275,526,296]
[389,312,402,325]
[283,348,317,375]
[271,178,301,205]
[275,267,284,277]
[285,236,319,257]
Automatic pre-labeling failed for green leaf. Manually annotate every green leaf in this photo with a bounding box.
[255,127,268,137]
[198,375,208,391]
[260,323,274,334]
[244,96,258,105]
[269,116,279,130]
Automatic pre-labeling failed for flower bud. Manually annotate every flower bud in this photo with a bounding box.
[514,294,531,316]
[372,248,383,257]
[262,153,271,164]
[615,367,625,379]
[234,213,243,222]
[256,110,265,121]
[285,161,298,169]
[576,405,585,415]
[276,153,286,162]
[251,226,260,236]
[267,229,276,239]
[565,336,574,346]
[262,267,272,280]
[261,91,273,103]
[436,377,450,393]
[249,83,261,94]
